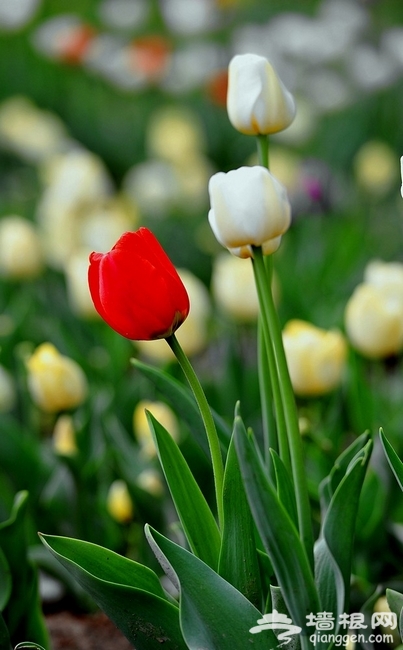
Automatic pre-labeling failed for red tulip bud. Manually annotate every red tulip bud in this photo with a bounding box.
[88,228,190,340]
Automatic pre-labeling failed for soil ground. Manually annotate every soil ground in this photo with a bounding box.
[45,611,133,650]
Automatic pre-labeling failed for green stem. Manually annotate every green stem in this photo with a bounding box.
[253,247,314,568]
[253,259,291,475]
[257,322,277,470]
[166,333,224,529]
[257,134,269,168]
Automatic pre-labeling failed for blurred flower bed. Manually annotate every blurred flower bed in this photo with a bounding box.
[1,0,403,637]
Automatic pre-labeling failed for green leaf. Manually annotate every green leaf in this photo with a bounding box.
[315,439,372,621]
[218,430,262,608]
[40,534,186,650]
[234,415,320,632]
[380,429,403,491]
[270,449,298,529]
[0,547,11,612]
[0,492,49,649]
[386,589,403,641]
[146,525,275,650]
[132,358,231,456]
[0,611,10,650]
[319,432,371,514]
[147,412,220,569]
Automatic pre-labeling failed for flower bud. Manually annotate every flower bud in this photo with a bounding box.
[136,469,164,497]
[364,259,403,296]
[26,343,88,412]
[136,268,211,360]
[354,140,398,196]
[52,414,77,456]
[283,320,347,397]
[106,480,134,523]
[208,166,291,258]
[88,228,189,340]
[64,249,99,319]
[0,215,44,279]
[133,399,179,458]
[227,53,296,135]
[345,283,403,359]
[211,253,259,322]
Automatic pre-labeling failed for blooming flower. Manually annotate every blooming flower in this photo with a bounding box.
[227,53,296,136]
[26,343,88,412]
[282,320,347,397]
[88,228,189,340]
[208,166,291,258]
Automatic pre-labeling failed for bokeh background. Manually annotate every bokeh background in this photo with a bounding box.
[2,0,403,622]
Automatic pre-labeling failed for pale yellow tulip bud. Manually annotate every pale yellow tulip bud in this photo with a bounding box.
[354,140,398,196]
[0,365,16,413]
[147,107,205,164]
[345,283,403,359]
[227,53,296,136]
[136,469,164,497]
[26,343,88,412]
[106,480,134,523]
[208,166,291,259]
[64,249,99,319]
[283,320,347,397]
[133,399,180,458]
[364,259,403,298]
[0,216,44,279]
[211,253,259,322]
[52,414,77,456]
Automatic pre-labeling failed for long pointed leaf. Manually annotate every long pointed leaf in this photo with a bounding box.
[270,449,298,529]
[234,415,320,632]
[380,429,403,491]
[40,534,186,650]
[147,412,220,569]
[315,440,372,621]
[146,525,275,650]
[218,429,261,608]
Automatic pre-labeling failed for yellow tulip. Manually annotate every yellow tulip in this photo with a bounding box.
[106,480,134,523]
[283,320,347,397]
[52,414,78,456]
[133,399,179,458]
[345,283,403,359]
[26,343,88,412]
[0,216,44,279]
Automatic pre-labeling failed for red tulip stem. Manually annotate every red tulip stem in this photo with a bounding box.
[166,333,224,529]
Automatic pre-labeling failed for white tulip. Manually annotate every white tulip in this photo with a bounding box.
[208,166,291,258]
[227,53,296,135]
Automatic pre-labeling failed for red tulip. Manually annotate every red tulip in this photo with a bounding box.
[88,228,190,340]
